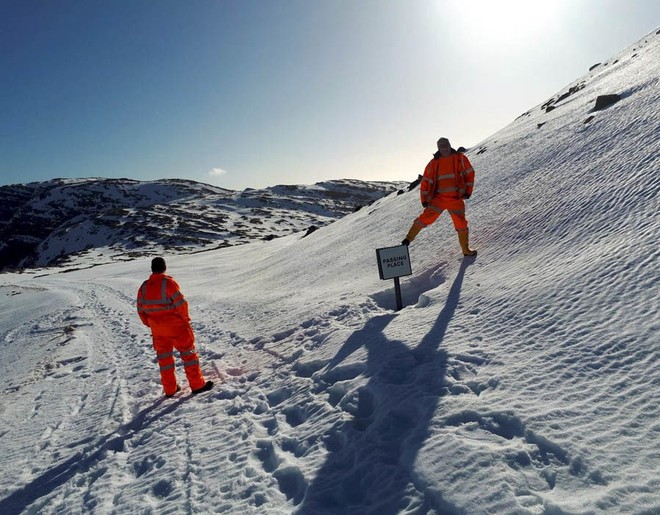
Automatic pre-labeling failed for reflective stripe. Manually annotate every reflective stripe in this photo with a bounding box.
[157,352,174,360]
[180,350,196,357]
[428,205,444,214]
[449,209,465,215]
[437,187,459,193]
[137,278,186,315]
[138,278,172,305]
[414,219,428,228]
[422,177,434,183]
[140,298,168,305]
[437,173,455,180]
[171,298,186,309]
[138,298,169,305]
[160,364,175,371]
[139,305,177,314]
[183,359,200,367]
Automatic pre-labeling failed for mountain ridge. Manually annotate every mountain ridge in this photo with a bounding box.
[0,177,407,271]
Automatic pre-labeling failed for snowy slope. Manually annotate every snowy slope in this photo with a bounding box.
[0,28,658,515]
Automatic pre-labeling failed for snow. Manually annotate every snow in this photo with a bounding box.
[1,28,658,514]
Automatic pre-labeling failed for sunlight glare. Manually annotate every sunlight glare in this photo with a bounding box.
[454,0,562,53]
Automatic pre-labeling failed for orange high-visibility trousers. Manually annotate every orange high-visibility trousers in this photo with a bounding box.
[153,327,206,395]
[414,197,468,233]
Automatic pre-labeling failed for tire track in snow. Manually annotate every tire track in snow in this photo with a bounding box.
[0,279,161,513]
[0,290,120,511]
[0,299,102,498]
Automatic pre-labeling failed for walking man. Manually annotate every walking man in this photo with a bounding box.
[137,257,213,397]
[403,137,477,256]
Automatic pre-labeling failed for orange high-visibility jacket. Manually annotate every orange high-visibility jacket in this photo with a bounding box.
[137,273,191,337]
[420,152,475,204]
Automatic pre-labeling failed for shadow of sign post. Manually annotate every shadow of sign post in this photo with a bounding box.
[376,245,412,310]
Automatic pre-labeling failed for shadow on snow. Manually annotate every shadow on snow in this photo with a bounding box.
[0,395,186,513]
[298,259,474,514]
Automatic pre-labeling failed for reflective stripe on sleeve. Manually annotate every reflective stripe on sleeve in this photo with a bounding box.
[171,298,186,309]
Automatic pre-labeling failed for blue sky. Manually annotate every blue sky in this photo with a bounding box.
[2,1,659,191]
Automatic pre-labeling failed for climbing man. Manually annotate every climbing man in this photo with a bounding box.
[402,137,477,256]
[137,257,213,397]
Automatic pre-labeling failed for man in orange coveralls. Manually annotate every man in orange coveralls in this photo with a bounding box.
[402,137,477,256]
[137,257,213,397]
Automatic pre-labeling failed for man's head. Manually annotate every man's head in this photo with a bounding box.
[437,138,452,157]
[151,257,167,273]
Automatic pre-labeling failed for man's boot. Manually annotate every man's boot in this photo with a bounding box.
[458,230,477,256]
[402,224,423,246]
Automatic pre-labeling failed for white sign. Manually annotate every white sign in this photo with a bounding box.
[376,245,412,280]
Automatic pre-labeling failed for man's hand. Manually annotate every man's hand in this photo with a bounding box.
[422,202,428,208]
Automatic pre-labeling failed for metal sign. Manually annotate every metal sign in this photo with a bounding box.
[376,244,413,311]
[376,245,412,280]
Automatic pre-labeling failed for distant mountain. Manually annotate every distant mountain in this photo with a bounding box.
[0,177,408,271]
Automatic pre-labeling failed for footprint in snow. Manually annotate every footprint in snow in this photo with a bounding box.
[443,410,608,490]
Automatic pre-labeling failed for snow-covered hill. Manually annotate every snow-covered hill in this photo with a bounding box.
[0,27,658,514]
[0,178,406,271]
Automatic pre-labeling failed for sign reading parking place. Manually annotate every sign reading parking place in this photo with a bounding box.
[376,245,412,280]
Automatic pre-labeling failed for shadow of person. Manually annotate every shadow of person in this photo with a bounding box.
[0,396,186,513]
[298,259,473,514]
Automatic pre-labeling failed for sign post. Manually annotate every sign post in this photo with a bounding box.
[376,244,413,310]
